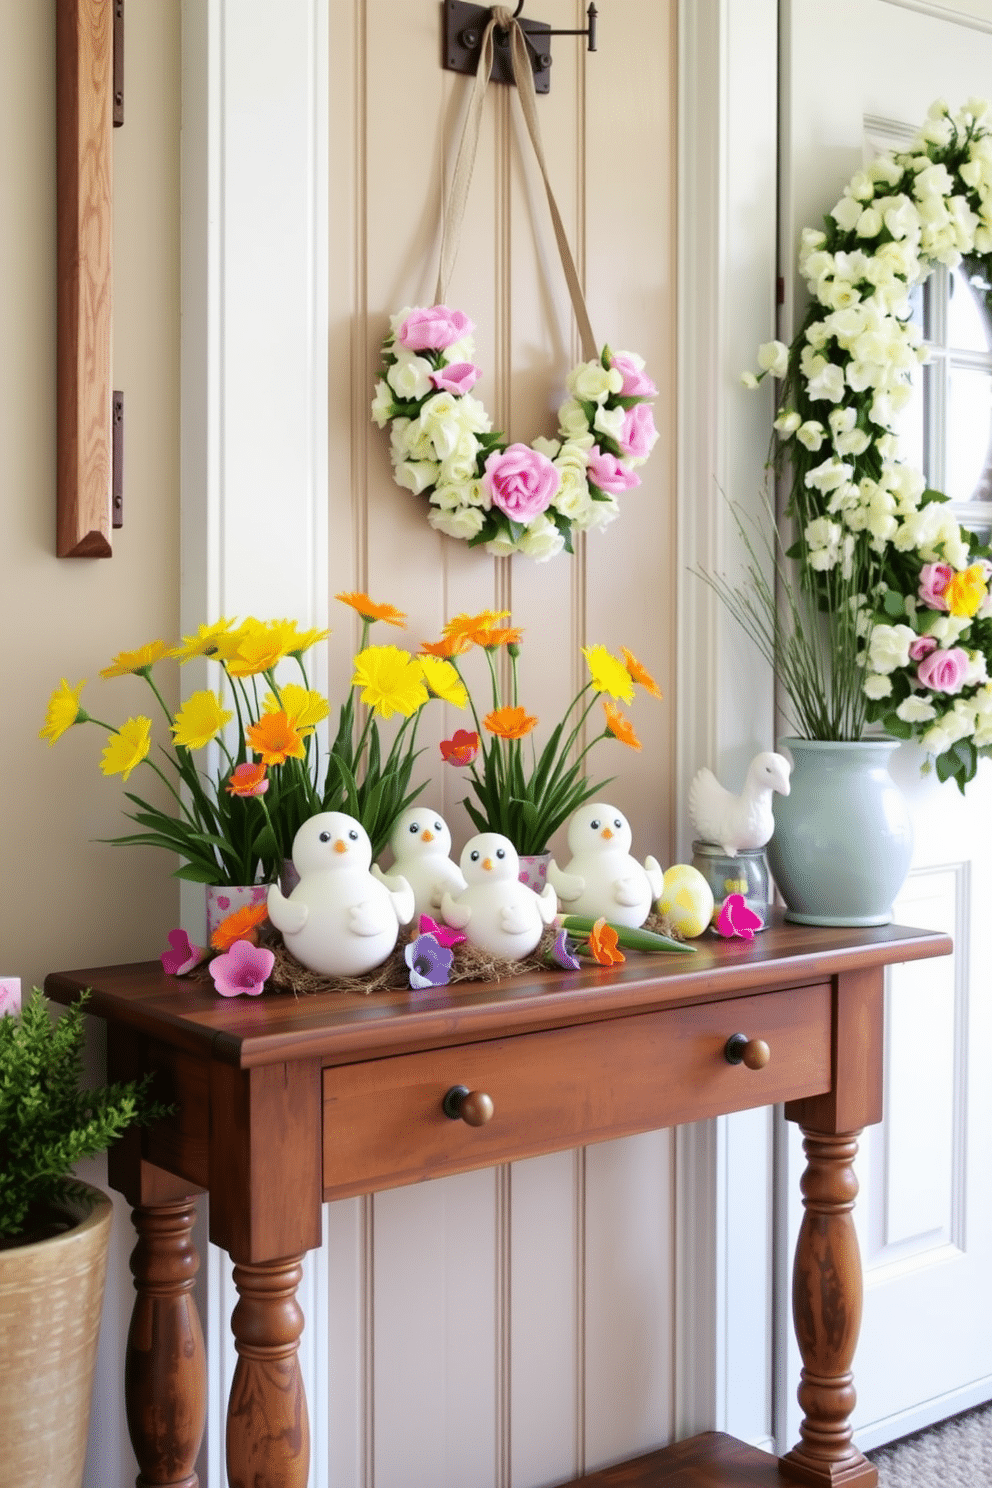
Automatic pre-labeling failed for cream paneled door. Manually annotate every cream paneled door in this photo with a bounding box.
[779,0,992,1451]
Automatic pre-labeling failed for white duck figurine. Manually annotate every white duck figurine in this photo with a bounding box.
[267,811,415,976]
[547,803,664,929]
[372,806,466,920]
[688,750,792,856]
[440,832,557,961]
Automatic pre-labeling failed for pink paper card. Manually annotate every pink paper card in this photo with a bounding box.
[0,978,22,1016]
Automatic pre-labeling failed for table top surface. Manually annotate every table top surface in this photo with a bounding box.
[45,914,952,1071]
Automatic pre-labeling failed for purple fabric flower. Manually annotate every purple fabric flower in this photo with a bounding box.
[161,927,208,977]
[716,893,763,940]
[586,445,642,495]
[418,914,466,948]
[406,933,455,989]
[549,927,581,971]
[430,362,480,395]
[210,939,275,998]
[397,306,474,352]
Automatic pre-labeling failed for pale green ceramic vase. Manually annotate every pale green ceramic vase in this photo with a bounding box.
[767,738,914,927]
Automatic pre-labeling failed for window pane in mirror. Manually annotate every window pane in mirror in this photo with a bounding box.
[947,364,992,502]
[892,361,927,481]
[948,262,992,354]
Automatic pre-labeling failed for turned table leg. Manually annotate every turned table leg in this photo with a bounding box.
[126,1199,207,1488]
[226,1255,310,1488]
[781,1128,877,1488]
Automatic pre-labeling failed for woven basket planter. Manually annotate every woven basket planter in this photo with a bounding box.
[0,1180,114,1488]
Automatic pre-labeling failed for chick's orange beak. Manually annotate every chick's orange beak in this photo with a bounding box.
[482,857,493,871]
[334,839,348,854]
[601,827,613,839]
[422,830,434,842]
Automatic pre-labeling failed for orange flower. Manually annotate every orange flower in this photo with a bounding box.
[245,711,309,765]
[484,705,539,740]
[336,591,406,627]
[210,902,269,951]
[603,700,642,750]
[225,762,269,797]
[419,634,473,659]
[473,626,524,650]
[442,609,511,644]
[588,918,625,966]
[621,647,663,699]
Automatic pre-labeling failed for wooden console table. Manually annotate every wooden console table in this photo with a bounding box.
[46,914,951,1488]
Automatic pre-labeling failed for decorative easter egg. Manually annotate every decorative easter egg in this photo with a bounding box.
[655,864,715,939]
[267,811,415,977]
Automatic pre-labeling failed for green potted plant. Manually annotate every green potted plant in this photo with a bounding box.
[0,988,166,1488]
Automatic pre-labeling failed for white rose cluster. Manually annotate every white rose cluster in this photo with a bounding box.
[743,98,992,791]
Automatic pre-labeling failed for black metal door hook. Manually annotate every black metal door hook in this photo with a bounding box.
[442,1,598,96]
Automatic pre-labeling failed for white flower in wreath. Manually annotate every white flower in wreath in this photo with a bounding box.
[896,694,939,725]
[391,418,436,466]
[863,673,893,700]
[371,380,394,429]
[557,397,594,440]
[517,513,567,562]
[394,460,440,495]
[428,503,487,542]
[867,623,915,674]
[592,402,627,444]
[552,466,596,527]
[431,479,487,512]
[387,351,435,402]
[796,420,826,451]
[438,434,484,488]
[566,360,623,404]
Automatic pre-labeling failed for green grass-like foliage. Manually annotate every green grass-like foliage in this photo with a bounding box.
[0,989,167,1239]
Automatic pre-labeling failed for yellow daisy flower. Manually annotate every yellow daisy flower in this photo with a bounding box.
[352,646,428,719]
[282,621,331,655]
[40,678,87,745]
[100,640,171,679]
[418,655,468,708]
[945,564,988,619]
[100,717,152,781]
[264,683,331,730]
[170,691,234,750]
[171,618,238,663]
[225,619,297,677]
[582,645,634,704]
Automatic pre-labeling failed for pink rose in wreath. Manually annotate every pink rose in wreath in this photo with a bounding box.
[909,634,938,662]
[918,562,954,612]
[917,646,969,694]
[610,352,657,399]
[483,444,561,524]
[398,306,474,352]
[619,403,659,460]
[430,362,480,395]
[587,445,641,495]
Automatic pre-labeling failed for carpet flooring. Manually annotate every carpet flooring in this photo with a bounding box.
[867,1400,992,1485]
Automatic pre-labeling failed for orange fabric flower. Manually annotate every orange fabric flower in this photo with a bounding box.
[336,591,407,627]
[621,647,663,699]
[419,634,473,659]
[245,711,309,765]
[588,918,625,966]
[226,762,269,797]
[473,626,524,650]
[442,609,511,644]
[603,700,642,750]
[484,706,539,740]
[210,902,269,951]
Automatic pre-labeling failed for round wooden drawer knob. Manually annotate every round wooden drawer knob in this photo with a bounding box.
[724,1033,771,1070]
[442,1085,495,1126]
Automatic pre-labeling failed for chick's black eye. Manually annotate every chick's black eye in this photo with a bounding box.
[319,831,331,843]
[614,818,623,829]
[470,849,480,862]
[434,821,443,832]
[590,819,601,831]
[496,848,505,859]
[348,829,359,841]
[409,822,420,834]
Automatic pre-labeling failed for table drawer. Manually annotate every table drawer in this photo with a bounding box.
[321,983,832,1199]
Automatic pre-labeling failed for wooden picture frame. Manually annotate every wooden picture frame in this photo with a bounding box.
[56,0,114,557]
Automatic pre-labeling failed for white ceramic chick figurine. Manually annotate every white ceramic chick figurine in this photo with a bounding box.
[547,803,663,929]
[440,832,557,961]
[688,751,792,856]
[267,811,414,976]
[372,806,467,920]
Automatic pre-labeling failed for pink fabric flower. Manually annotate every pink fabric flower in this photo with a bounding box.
[586,446,641,495]
[429,362,480,395]
[619,403,659,460]
[716,893,763,940]
[418,914,467,948]
[161,928,208,977]
[210,939,275,998]
[909,634,938,662]
[397,306,474,352]
[917,646,969,694]
[483,444,561,524]
[610,352,657,399]
[918,562,954,611]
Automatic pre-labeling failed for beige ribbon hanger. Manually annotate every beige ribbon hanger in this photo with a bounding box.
[434,6,599,364]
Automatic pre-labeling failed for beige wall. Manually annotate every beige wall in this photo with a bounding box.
[0,1,181,991]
